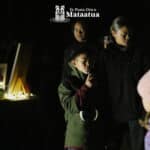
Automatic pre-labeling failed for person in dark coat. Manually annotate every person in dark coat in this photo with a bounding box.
[99,16,150,150]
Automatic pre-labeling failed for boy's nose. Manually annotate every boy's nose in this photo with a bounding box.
[79,30,83,34]
[86,61,89,67]
[126,34,130,40]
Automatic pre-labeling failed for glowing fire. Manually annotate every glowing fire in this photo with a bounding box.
[4,77,32,101]
[3,42,34,101]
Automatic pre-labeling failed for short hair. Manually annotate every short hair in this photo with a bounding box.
[67,46,92,62]
[71,19,89,33]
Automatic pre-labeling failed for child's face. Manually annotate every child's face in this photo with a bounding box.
[72,53,90,74]
[73,22,86,43]
[112,26,130,47]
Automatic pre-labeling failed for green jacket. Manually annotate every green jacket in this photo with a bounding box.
[58,63,101,148]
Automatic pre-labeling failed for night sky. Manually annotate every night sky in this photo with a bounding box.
[0,0,149,149]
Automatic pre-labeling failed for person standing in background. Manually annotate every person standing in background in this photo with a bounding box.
[99,16,150,150]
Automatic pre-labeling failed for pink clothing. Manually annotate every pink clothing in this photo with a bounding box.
[145,119,150,150]
[137,70,150,150]
[137,70,150,112]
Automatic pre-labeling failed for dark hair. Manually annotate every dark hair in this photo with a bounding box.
[67,47,91,62]
[104,16,133,49]
[110,16,130,32]
[70,19,89,42]
[71,20,88,33]
[61,46,94,86]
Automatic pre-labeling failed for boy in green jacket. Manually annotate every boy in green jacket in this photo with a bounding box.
[58,47,104,150]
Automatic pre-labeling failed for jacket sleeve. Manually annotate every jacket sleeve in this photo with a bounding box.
[58,83,90,113]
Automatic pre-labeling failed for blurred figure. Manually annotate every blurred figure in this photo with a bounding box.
[99,16,150,150]
[137,70,150,150]
[58,47,105,150]
[62,20,99,89]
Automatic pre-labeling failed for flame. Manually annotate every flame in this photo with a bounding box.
[3,42,34,101]
[4,77,32,101]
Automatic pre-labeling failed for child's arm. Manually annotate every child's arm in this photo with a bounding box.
[58,82,90,114]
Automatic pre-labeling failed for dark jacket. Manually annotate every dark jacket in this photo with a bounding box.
[99,43,150,122]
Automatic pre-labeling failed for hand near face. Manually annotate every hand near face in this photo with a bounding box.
[85,73,95,88]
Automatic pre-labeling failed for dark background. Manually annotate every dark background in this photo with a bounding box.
[0,0,149,149]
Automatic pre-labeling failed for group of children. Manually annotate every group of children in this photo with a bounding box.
[57,16,150,150]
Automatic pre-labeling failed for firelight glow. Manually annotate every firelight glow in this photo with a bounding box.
[4,92,29,101]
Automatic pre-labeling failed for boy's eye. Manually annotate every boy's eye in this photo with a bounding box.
[121,34,125,36]
[121,33,128,37]
[81,60,86,64]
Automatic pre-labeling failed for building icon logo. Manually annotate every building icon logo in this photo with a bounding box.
[50,5,100,23]
[55,5,65,21]
[50,5,70,23]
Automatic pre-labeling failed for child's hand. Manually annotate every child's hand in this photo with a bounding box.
[85,73,95,88]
